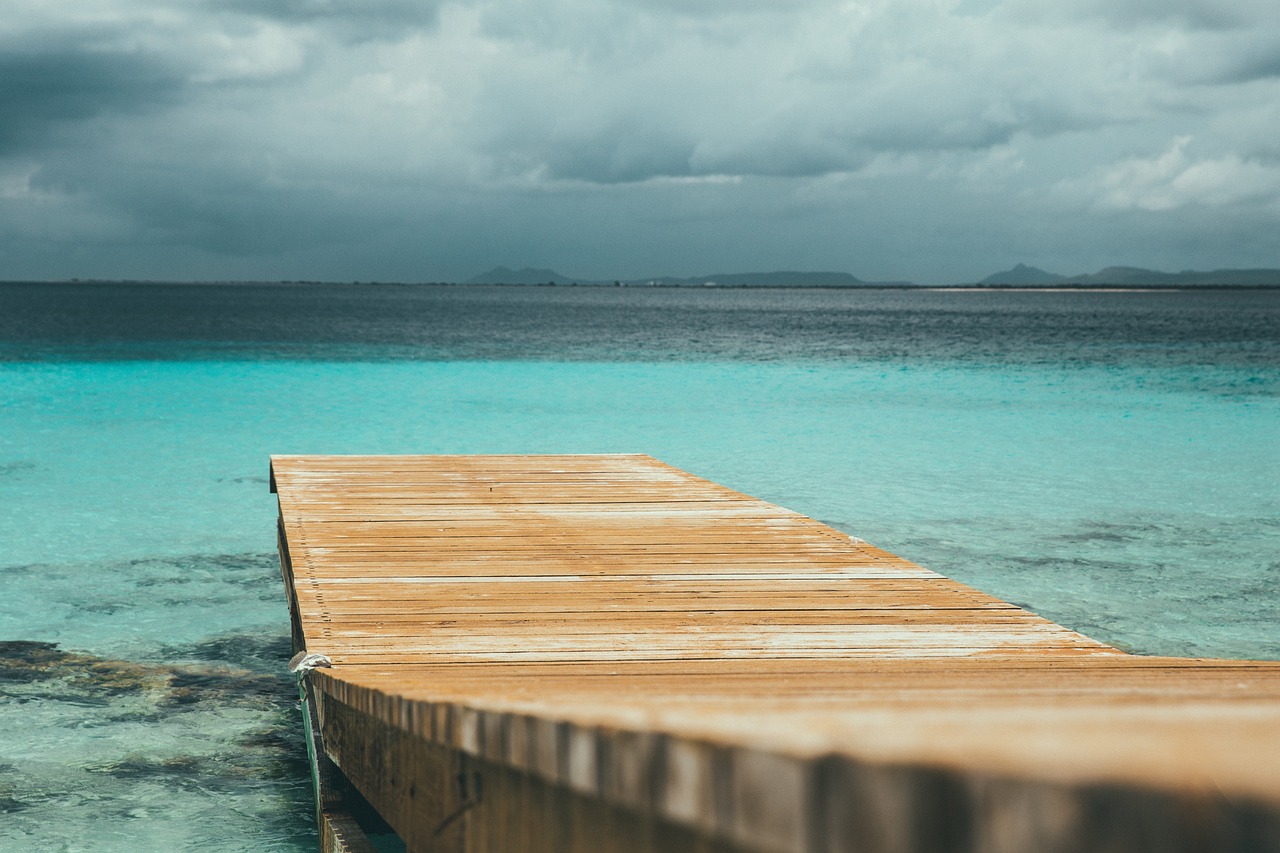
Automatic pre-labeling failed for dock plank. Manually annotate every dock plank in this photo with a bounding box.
[272,454,1280,853]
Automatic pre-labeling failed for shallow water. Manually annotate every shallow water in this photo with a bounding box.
[1,284,1277,850]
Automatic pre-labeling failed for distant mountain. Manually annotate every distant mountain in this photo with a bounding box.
[465,264,1280,289]
[1061,267,1280,287]
[971,265,1280,287]
[979,264,1065,285]
[465,266,573,285]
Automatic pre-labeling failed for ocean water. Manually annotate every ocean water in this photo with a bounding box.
[0,283,1277,850]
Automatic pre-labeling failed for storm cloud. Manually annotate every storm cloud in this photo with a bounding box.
[1,0,1278,282]
[0,37,183,155]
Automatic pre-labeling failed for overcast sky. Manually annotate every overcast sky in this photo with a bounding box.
[2,0,1279,283]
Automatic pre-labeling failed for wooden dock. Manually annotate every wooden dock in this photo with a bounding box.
[271,454,1280,853]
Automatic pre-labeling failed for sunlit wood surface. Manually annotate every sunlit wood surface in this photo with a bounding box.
[272,454,1280,853]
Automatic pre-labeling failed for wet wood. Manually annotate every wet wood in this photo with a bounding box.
[273,454,1280,853]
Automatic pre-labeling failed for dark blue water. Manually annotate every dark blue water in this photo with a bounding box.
[2,282,1277,369]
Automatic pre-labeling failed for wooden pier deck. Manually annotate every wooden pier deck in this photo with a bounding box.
[271,454,1280,853]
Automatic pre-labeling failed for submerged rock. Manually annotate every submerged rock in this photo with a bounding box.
[0,636,295,710]
[160,632,294,674]
[0,796,27,813]
[0,640,165,701]
[0,637,314,832]
[91,754,205,781]
[0,640,65,682]
[87,740,311,791]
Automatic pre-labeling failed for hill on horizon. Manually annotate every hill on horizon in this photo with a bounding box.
[1060,267,1280,286]
[981,264,1280,286]
[980,264,1066,285]
[464,264,1280,288]
[976,265,1280,287]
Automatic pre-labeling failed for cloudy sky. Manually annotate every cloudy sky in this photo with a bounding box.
[2,0,1279,283]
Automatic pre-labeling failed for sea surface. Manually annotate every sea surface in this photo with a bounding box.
[1,282,1277,851]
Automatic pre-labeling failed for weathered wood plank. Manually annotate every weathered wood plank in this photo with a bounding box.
[273,454,1280,853]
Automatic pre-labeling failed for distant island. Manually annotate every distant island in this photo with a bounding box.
[466,264,1280,288]
[978,264,1066,286]
[10,266,1279,289]
[1084,267,1280,287]
[979,264,1280,288]
[464,267,912,287]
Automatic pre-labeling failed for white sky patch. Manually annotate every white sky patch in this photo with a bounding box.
[647,174,744,186]
[1089,136,1280,211]
[187,23,310,83]
[956,144,1027,184]
[0,163,44,200]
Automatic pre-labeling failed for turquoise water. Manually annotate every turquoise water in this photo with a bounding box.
[1,286,1277,850]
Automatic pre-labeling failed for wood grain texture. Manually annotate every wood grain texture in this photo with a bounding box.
[273,454,1280,853]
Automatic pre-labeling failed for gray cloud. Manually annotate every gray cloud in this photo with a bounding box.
[0,0,1277,282]
[1202,39,1280,85]
[0,38,183,155]
[1014,0,1264,30]
[216,0,442,39]
[536,127,697,184]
